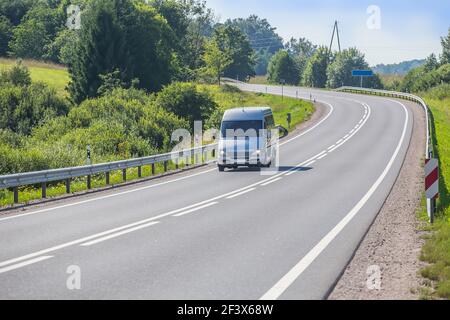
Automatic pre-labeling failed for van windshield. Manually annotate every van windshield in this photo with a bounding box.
[220,120,262,138]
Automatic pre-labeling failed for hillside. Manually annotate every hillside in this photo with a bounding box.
[0,59,69,96]
[372,59,425,75]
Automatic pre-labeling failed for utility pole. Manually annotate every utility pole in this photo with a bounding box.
[328,20,341,60]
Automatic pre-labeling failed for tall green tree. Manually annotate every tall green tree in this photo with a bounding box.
[302,46,329,88]
[68,0,175,103]
[225,15,283,75]
[424,53,439,72]
[267,50,299,85]
[440,27,450,65]
[0,0,34,26]
[8,3,64,60]
[68,0,126,103]
[0,15,12,56]
[285,37,317,84]
[213,25,256,81]
[151,0,215,80]
[326,48,381,88]
[202,38,232,84]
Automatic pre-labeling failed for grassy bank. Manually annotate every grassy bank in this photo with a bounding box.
[0,84,314,207]
[0,58,69,96]
[248,75,269,85]
[417,84,450,299]
[200,84,314,130]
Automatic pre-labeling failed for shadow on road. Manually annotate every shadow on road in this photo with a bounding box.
[223,166,313,173]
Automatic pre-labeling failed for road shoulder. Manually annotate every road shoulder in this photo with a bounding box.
[328,99,427,300]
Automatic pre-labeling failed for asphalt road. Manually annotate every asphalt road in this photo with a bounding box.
[0,84,419,299]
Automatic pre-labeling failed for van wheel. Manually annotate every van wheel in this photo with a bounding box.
[218,165,225,172]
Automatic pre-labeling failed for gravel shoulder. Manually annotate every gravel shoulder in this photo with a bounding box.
[328,98,427,300]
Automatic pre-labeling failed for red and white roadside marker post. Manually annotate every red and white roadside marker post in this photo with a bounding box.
[425,158,439,223]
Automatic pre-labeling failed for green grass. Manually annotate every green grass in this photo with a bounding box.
[248,75,269,85]
[200,84,315,130]
[0,58,69,96]
[416,84,450,299]
[378,73,405,90]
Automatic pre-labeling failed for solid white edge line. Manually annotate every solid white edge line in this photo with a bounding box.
[305,160,316,166]
[0,255,54,274]
[226,188,256,199]
[316,154,327,160]
[260,100,409,300]
[80,222,160,246]
[173,202,218,217]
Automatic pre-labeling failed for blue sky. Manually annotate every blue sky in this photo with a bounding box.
[205,0,450,65]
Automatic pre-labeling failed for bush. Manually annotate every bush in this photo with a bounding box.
[402,64,450,92]
[0,60,31,86]
[0,81,69,135]
[267,50,299,85]
[155,82,218,125]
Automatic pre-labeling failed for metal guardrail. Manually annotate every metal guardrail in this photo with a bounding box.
[0,144,218,204]
[337,86,436,222]
[336,86,432,159]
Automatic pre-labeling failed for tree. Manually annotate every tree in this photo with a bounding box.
[68,0,175,103]
[202,38,232,84]
[285,37,316,83]
[210,25,256,81]
[97,69,126,96]
[326,48,381,89]
[8,3,64,60]
[302,46,329,88]
[267,50,299,85]
[0,60,31,86]
[0,64,68,135]
[68,0,126,103]
[440,27,450,65]
[154,82,217,125]
[0,15,12,56]
[225,15,283,75]
[151,0,216,80]
[44,29,79,65]
[0,0,34,26]
[424,53,439,72]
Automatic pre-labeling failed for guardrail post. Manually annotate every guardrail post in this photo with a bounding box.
[185,155,189,167]
[65,179,71,193]
[106,172,110,185]
[41,182,46,199]
[175,159,179,170]
[138,166,142,178]
[151,163,155,175]
[13,187,18,204]
[87,175,91,189]
[122,169,127,181]
[164,161,168,172]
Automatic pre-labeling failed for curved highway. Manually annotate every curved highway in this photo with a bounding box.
[0,84,419,299]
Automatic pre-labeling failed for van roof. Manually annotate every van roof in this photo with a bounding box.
[222,107,272,121]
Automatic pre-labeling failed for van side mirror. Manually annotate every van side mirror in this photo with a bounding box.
[276,125,288,139]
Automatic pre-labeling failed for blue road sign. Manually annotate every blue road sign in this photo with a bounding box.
[352,70,374,77]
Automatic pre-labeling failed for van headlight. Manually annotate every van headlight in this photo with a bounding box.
[220,150,225,155]
[253,150,261,155]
